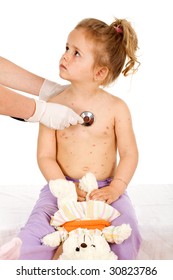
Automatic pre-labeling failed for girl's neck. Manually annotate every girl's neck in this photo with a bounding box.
[67,83,101,99]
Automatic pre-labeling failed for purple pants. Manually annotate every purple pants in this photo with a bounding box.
[18,178,141,260]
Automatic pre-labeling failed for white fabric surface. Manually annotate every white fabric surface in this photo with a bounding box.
[0,185,40,246]
[128,184,173,259]
[0,184,172,259]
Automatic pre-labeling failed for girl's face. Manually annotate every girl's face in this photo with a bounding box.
[59,28,96,84]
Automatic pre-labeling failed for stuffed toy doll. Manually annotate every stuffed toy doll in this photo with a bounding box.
[42,172,132,259]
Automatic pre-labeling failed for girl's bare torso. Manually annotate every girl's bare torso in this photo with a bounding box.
[51,89,118,180]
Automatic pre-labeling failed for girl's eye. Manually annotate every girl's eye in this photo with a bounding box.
[74,50,80,57]
[65,46,69,52]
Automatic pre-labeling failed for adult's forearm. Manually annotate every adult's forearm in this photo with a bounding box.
[0,57,44,95]
[0,85,36,119]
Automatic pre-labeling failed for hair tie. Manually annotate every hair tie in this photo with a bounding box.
[114,25,123,34]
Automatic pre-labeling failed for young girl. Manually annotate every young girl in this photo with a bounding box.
[19,17,141,260]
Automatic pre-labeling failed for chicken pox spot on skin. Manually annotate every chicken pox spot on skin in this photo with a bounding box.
[103,128,109,136]
[60,132,66,137]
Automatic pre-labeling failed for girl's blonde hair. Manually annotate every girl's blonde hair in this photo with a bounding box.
[75,18,140,86]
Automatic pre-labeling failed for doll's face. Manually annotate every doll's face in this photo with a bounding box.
[59,230,117,260]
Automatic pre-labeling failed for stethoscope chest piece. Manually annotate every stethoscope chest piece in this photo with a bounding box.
[80,111,94,126]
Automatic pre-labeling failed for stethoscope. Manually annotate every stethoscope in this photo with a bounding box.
[80,111,94,126]
[11,111,95,126]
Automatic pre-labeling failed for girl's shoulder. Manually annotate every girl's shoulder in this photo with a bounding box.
[101,88,128,107]
[101,89,131,119]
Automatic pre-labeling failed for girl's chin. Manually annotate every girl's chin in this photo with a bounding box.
[59,73,67,79]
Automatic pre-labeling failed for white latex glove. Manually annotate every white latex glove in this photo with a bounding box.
[26,99,83,130]
[39,79,69,101]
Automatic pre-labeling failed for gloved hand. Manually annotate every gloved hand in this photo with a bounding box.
[39,79,69,101]
[26,99,83,130]
[35,79,83,129]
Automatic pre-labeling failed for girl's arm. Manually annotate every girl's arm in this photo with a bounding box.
[37,124,65,181]
[0,57,44,95]
[108,100,138,198]
[90,100,138,204]
[37,123,86,201]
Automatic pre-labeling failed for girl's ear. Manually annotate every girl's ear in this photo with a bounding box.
[94,66,109,83]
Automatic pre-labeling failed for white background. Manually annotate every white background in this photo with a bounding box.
[0,0,172,185]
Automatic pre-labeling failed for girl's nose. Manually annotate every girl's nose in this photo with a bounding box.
[63,52,70,61]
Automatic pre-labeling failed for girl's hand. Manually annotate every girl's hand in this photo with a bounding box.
[89,185,120,204]
[75,182,87,202]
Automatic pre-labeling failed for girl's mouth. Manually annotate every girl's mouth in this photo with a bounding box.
[60,64,67,70]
